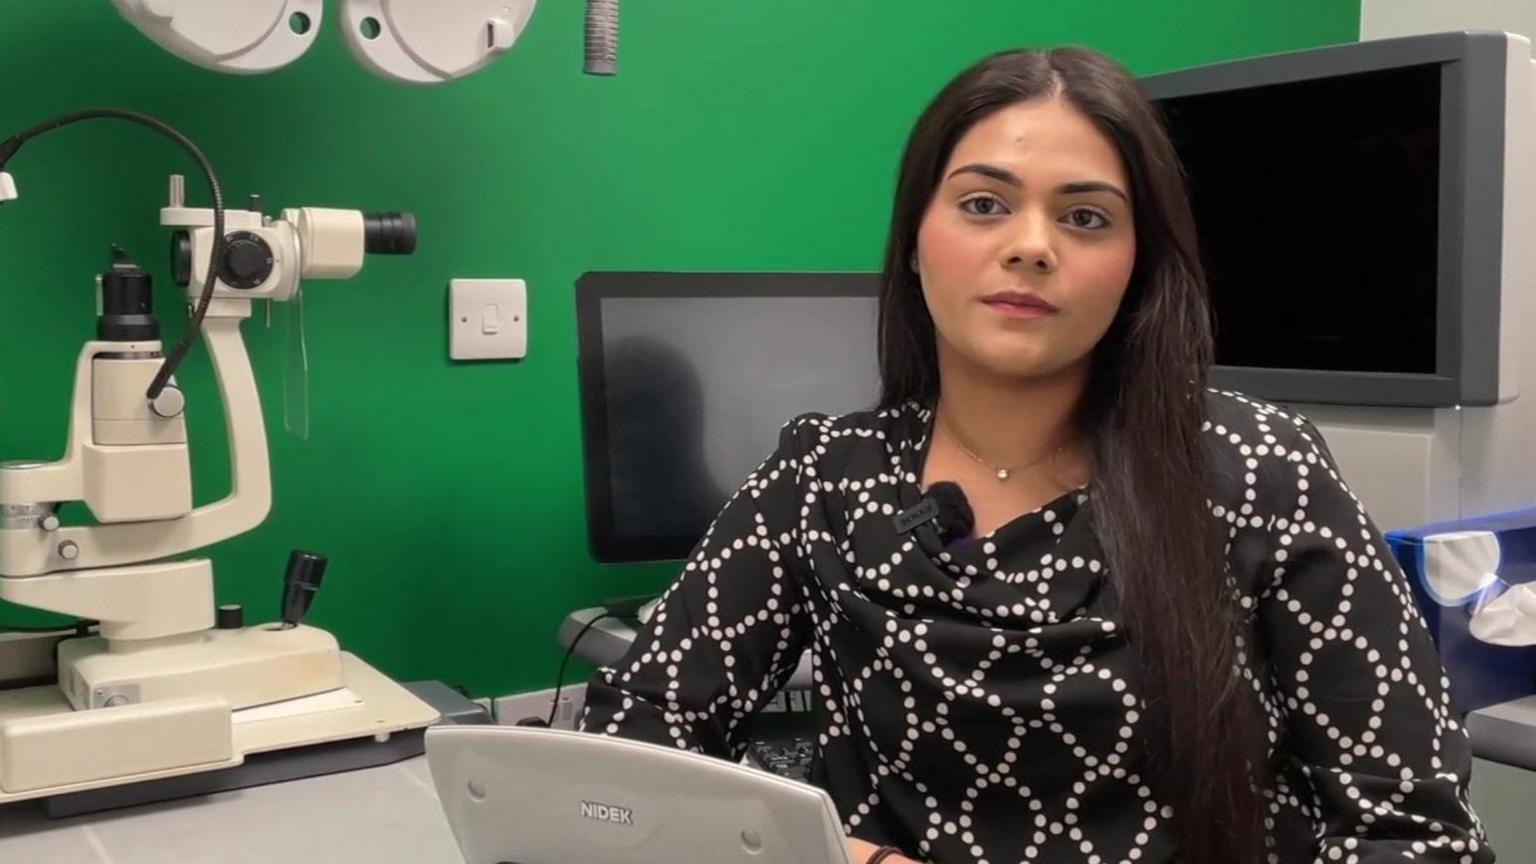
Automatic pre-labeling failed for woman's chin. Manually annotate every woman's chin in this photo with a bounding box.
[970,347,1088,385]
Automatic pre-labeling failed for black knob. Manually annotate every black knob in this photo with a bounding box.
[218,231,275,289]
[280,550,328,628]
[362,212,417,255]
[227,244,265,278]
[216,604,244,630]
[170,231,192,287]
[98,245,160,342]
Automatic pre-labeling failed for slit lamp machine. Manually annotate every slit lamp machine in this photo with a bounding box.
[0,109,438,807]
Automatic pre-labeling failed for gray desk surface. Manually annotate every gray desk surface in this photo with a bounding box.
[0,726,1530,863]
[0,756,463,864]
[1467,695,1536,773]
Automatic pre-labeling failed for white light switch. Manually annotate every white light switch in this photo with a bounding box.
[450,279,526,360]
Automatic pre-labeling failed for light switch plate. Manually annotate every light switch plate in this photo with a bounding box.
[450,279,527,360]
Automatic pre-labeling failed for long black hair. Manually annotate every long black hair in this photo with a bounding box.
[877,47,1265,862]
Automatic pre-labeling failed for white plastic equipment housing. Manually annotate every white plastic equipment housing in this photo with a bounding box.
[110,0,323,74]
[339,0,538,84]
[289,208,365,279]
[0,309,270,578]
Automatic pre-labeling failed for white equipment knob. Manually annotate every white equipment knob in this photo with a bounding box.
[151,385,188,419]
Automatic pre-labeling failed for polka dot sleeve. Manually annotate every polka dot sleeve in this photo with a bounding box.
[578,421,814,759]
[1258,417,1492,863]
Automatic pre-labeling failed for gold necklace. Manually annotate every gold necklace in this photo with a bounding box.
[936,410,1063,483]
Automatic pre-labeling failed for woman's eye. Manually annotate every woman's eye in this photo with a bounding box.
[1064,208,1110,229]
[959,196,1008,217]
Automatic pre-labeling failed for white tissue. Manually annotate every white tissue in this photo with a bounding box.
[1469,582,1536,647]
[1420,530,1501,606]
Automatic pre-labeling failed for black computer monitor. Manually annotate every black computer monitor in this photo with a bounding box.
[1142,30,1522,407]
[576,272,881,564]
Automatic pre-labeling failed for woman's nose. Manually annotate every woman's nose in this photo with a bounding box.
[1001,211,1058,274]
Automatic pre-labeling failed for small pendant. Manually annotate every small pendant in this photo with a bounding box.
[996,468,1010,481]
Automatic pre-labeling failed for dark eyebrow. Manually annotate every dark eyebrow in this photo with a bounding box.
[1058,180,1129,203]
[945,164,1130,203]
[946,163,1021,187]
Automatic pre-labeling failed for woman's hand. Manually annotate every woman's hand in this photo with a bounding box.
[847,836,917,863]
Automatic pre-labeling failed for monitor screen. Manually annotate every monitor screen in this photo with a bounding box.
[1156,63,1442,375]
[577,273,881,563]
[1140,29,1517,408]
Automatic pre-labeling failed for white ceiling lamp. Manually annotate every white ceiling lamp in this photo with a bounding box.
[109,0,323,75]
[112,0,612,83]
[339,0,538,85]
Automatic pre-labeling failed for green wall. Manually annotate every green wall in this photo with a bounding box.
[0,1,1359,698]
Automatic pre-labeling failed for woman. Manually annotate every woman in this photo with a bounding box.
[580,46,1491,864]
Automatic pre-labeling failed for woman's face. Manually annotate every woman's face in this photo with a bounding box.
[915,97,1136,385]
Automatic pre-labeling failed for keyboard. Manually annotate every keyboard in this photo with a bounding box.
[744,708,818,783]
[746,734,817,782]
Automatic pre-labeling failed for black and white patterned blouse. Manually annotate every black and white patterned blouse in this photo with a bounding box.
[580,390,1491,863]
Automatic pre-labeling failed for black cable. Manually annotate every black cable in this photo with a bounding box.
[0,108,226,401]
[545,612,614,728]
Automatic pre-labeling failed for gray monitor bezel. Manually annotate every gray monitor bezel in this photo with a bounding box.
[1141,30,1510,407]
